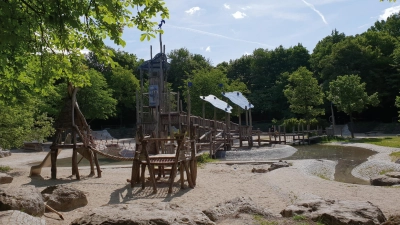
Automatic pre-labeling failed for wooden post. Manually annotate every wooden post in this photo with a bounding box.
[249,108,252,127]
[257,128,261,146]
[50,147,57,179]
[187,88,191,137]
[202,101,205,127]
[245,109,248,126]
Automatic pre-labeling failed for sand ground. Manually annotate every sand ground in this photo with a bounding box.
[1,140,400,225]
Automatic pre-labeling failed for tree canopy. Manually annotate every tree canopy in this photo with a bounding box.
[327,75,379,138]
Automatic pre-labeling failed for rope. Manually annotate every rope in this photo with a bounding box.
[88,146,135,161]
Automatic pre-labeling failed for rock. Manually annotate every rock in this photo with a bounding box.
[251,168,268,173]
[0,150,11,158]
[71,202,214,225]
[0,173,13,184]
[202,196,275,222]
[268,161,290,171]
[0,210,46,225]
[370,175,400,186]
[280,198,386,225]
[386,172,400,179]
[41,185,88,211]
[0,186,45,216]
[395,159,400,164]
[381,215,400,225]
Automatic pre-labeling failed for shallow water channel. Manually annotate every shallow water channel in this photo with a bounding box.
[284,145,376,185]
[36,144,377,185]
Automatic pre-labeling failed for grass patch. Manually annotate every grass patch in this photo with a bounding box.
[389,151,400,162]
[318,136,348,143]
[0,165,12,173]
[196,153,217,167]
[379,169,395,175]
[293,214,307,221]
[317,174,329,180]
[253,215,278,225]
[348,137,400,148]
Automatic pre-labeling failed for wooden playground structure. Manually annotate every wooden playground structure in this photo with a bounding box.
[30,31,320,194]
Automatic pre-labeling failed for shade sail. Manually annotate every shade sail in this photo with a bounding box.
[200,95,233,113]
[221,91,254,110]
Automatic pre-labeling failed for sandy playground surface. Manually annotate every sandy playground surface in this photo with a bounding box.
[1,140,400,225]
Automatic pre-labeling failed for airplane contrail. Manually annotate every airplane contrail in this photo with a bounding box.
[166,24,273,48]
[301,0,328,25]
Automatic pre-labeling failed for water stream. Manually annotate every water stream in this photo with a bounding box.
[284,145,376,185]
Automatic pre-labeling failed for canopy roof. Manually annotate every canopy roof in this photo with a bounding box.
[200,95,232,113]
[138,52,170,71]
[221,91,254,110]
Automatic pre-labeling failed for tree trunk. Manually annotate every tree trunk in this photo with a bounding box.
[349,113,354,138]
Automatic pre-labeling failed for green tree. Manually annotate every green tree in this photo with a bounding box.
[77,69,117,121]
[0,99,54,149]
[327,75,379,138]
[184,68,247,119]
[284,67,325,123]
[109,66,140,125]
[167,48,212,92]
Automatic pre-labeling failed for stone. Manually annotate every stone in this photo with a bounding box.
[386,172,400,178]
[0,173,13,184]
[41,185,88,211]
[202,196,276,222]
[0,150,11,158]
[381,215,400,225]
[0,210,46,225]
[370,175,400,186]
[71,202,214,225]
[268,161,290,171]
[280,198,386,225]
[251,168,268,173]
[0,186,45,216]
[395,159,400,164]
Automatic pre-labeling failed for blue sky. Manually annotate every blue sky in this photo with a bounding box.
[105,0,400,66]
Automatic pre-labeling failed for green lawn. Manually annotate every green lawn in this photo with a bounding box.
[349,137,400,148]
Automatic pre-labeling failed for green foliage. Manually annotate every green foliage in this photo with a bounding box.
[0,99,54,149]
[168,48,212,93]
[0,165,12,173]
[196,153,217,166]
[284,67,325,122]
[327,75,379,138]
[77,69,117,120]
[184,68,247,120]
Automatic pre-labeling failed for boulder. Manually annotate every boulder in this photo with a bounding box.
[71,202,214,225]
[0,173,13,184]
[268,161,290,171]
[381,215,400,225]
[0,186,45,216]
[386,172,400,179]
[395,159,400,164]
[41,185,88,211]
[0,210,46,225]
[202,196,275,222]
[280,198,386,225]
[0,150,11,158]
[370,175,400,186]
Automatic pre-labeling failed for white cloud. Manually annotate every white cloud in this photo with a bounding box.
[244,52,250,56]
[379,6,400,20]
[185,7,200,15]
[224,3,230,9]
[241,6,251,10]
[232,11,247,19]
[301,0,328,25]
[206,46,211,52]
